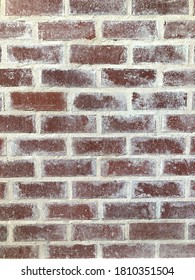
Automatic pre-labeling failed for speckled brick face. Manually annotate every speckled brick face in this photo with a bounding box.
[0,0,195,259]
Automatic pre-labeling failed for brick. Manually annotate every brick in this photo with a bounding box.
[129,223,184,240]
[102,69,156,87]
[14,182,67,199]
[70,45,127,64]
[131,137,185,154]
[8,46,63,64]
[188,223,195,239]
[164,71,195,87]
[132,0,188,15]
[164,21,195,39]
[104,202,156,219]
[72,181,126,199]
[190,137,195,154]
[14,225,67,241]
[47,203,97,220]
[0,204,37,220]
[11,92,67,111]
[192,93,195,109]
[103,21,157,40]
[6,0,63,16]
[42,69,95,87]
[11,138,66,156]
[72,224,124,241]
[0,69,32,87]
[0,138,5,155]
[133,45,187,64]
[0,246,38,258]
[132,92,187,110]
[0,21,32,39]
[102,159,156,176]
[0,226,7,241]
[102,115,155,133]
[70,0,127,15]
[0,161,34,178]
[43,159,95,177]
[190,181,195,197]
[165,115,195,132]
[161,202,195,219]
[160,244,195,258]
[132,181,184,198]
[73,93,127,111]
[0,115,34,133]
[72,137,126,155]
[102,244,155,258]
[41,115,96,133]
[0,183,6,199]
[163,160,195,175]
[48,245,96,258]
[39,21,95,41]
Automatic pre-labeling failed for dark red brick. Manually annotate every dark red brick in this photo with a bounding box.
[190,137,195,154]
[102,69,156,87]
[163,160,195,175]
[164,70,195,86]
[47,203,97,220]
[161,202,195,218]
[0,161,34,178]
[0,69,32,87]
[160,244,195,258]
[0,204,37,220]
[165,115,195,132]
[0,21,32,39]
[129,223,184,240]
[0,115,34,133]
[0,246,38,258]
[48,245,96,258]
[104,202,156,219]
[0,138,5,155]
[164,21,195,39]
[0,226,7,241]
[0,183,6,199]
[72,181,126,199]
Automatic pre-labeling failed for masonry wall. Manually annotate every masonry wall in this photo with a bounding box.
[0,0,195,258]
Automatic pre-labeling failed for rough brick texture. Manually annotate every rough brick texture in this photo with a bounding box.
[0,0,194,259]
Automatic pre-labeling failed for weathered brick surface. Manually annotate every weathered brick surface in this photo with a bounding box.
[0,0,194,259]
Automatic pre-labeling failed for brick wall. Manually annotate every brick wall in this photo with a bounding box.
[0,0,195,258]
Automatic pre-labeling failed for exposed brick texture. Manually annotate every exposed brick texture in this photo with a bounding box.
[0,0,194,259]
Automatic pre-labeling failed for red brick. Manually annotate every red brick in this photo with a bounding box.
[129,223,184,240]
[72,137,126,155]
[48,245,96,258]
[70,45,127,64]
[6,0,63,16]
[164,70,195,87]
[132,92,187,110]
[72,181,126,199]
[0,183,6,199]
[163,160,195,175]
[190,181,195,197]
[161,202,195,218]
[190,137,195,154]
[0,115,34,133]
[131,137,185,154]
[160,244,195,258]
[47,203,97,220]
[0,204,37,220]
[132,0,188,15]
[12,138,66,156]
[42,69,95,87]
[0,21,32,39]
[0,161,34,178]
[8,46,62,64]
[104,202,156,219]
[11,92,67,111]
[0,226,7,241]
[74,93,127,111]
[103,21,157,40]
[0,246,38,258]
[72,224,124,240]
[0,138,5,155]
[102,69,156,87]
[188,223,195,239]
[14,225,67,241]
[39,21,95,41]
[132,181,184,198]
[102,244,155,258]
[102,159,156,176]
[164,21,195,39]
[41,115,96,133]
[14,182,67,199]
[70,0,127,15]
[0,69,32,87]
[165,115,195,132]
[43,159,95,177]
[102,115,155,133]
[133,45,187,64]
